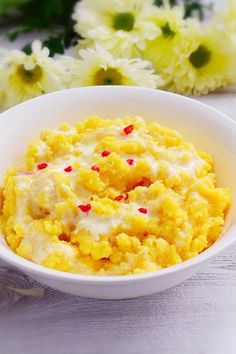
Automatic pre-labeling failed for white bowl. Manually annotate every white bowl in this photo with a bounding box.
[0,86,236,299]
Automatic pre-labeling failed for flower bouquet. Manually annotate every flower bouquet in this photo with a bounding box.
[0,0,235,110]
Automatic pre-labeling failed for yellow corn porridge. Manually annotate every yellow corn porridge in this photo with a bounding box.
[0,116,231,275]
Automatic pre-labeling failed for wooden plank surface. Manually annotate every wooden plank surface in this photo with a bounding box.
[0,93,236,354]
[0,244,236,354]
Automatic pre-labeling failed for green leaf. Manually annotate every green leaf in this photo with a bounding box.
[22,35,66,57]
[22,42,32,55]
[154,0,211,20]
[43,36,65,57]
[1,0,79,52]
[7,25,33,41]
[0,0,30,16]
[184,0,205,20]
[184,3,203,20]
[64,23,80,48]
[155,0,178,6]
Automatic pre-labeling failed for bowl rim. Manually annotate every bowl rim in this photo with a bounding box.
[1,86,236,284]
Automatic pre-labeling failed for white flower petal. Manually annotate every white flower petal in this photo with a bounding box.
[68,46,163,89]
[72,0,161,57]
[0,44,68,110]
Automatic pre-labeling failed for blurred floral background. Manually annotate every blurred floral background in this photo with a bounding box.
[0,0,235,110]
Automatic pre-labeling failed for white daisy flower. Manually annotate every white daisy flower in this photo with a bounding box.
[142,4,191,85]
[67,46,163,88]
[0,41,68,110]
[72,0,161,57]
[166,25,236,96]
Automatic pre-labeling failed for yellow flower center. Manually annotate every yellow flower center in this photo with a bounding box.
[161,22,176,38]
[94,68,123,85]
[17,64,43,84]
[189,45,211,69]
[113,12,135,32]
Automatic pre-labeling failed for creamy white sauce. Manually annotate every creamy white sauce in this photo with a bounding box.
[167,159,198,176]
[74,141,97,157]
[142,156,160,175]
[75,212,123,240]
[54,127,76,136]
[15,176,32,220]
[190,191,201,199]
[75,201,151,240]
[36,141,47,158]
[73,141,98,167]
[21,231,76,263]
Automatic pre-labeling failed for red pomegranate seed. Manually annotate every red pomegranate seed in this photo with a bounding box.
[101,150,111,157]
[59,233,69,242]
[132,178,150,189]
[127,158,135,166]
[123,124,134,135]
[37,163,48,170]
[138,207,147,214]
[114,195,123,201]
[64,166,72,173]
[78,204,91,213]
[124,192,129,201]
[133,180,145,189]
[91,165,100,172]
